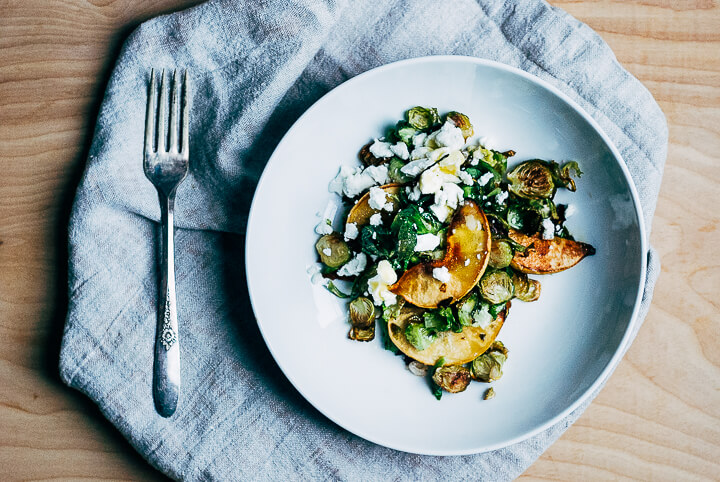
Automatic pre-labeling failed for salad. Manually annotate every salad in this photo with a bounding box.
[310,107,595,399]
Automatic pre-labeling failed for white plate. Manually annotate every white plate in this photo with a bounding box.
[245,56,646,455]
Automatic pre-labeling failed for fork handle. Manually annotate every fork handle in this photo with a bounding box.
[153,192,180,417]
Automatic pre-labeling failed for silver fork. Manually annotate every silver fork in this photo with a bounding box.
[144,69,190,417]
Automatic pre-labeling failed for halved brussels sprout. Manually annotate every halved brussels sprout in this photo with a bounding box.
[445,111,473,139]
[396,121,419,145]
[432,365,471,393]
[388,158,412,184]
[404,322,436,351]
[349,296,375,328]
[349,324,375,342]
[511,270,541,302]
[507,160,556,199]
[479,270,514,304]
[456,292,478,326]
[470,341,508,382]
[315,234,351,269]
[406,106,440,130]
[488,240,513,269]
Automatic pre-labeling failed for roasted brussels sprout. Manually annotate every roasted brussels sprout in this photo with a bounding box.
[404,322,436,351]
[432,365,471,393]
[349,296,375,328]
[406,106,440,130]
[445,111,473,139]
[507,160,556,199]
[470,341,508,382]
[396,121,419,145]
[511,270,541,302]
[388,158,412,184]
[488,240,513,269]
[349,324,375,342]
[315,234,351,269]
[479,270,514,304]
[456,292,478,326]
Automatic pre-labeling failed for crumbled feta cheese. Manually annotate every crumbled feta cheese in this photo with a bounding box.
[307,264,328,286]
[368,186,388,210]
[464,258,470,266]
[432,266,451,283]
[410,146,431,160]
[458,170,474,186]
[541,218,555,240]
[413,132,428,147]
[343,169,376,198]
[429,121,465,150]
[344,222,359,241]
[384,202,394,212]
[465,215,480,231]
[369,139,394,158]
[496,191,508,204]
[406,185,422,201]
[564,204,576,218]
[414,233,440,252]
[314,201,337,235]
[322,248,332,256]
[367,260,398,306]
[337,252,367,277]
[429,183,464,222]
[328,166,353,195]
[369,213,383,226]
[364,164,389,185]
[471,308,493,328]
[419,167,446,194]
[390,142,409,160]
[401,156,435,177]
[478,172,494,186]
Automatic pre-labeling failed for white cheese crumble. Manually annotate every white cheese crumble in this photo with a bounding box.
[364,165,389,184]
[429,183,465,222]
[414,233,440,252]
[369,139,394,158]
[413,132,428,147]
[432,266,451,283]
[307,264,328,286]
[314,201,337,235]
[458,170,474,186]
[401,156,435,177]
[367,259,398,306]
[368,186,388,210]
[390,142,410,160]
[344,222,359,241]
[330,164,388,198]
[429,121,465,150]
[337,252,368,277]
[478,172,494,186]
[471,308,493,328]
[322,248,332,256]
[564,203,576,218]
[541,218,555,240]
[410,146,431,160]
[464,258,470,266]
[496,191,509,204]
[369,213,383,226]
[406,185,422,201]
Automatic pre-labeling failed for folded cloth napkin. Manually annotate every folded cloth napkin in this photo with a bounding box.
[59,0,667,479]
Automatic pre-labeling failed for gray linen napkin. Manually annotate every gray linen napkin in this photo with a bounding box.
[59,0,667,479]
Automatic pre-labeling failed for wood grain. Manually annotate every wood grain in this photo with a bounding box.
[0,0,718,480]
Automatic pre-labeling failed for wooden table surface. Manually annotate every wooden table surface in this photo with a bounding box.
[1,0,718,479]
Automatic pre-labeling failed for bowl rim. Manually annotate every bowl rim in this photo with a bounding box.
[245,55,648,456]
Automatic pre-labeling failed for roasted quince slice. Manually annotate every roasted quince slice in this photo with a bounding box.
[390,200,491,309]
[345,183,401,227]
[509,229,595,274]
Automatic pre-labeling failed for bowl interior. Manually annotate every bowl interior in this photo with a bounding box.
[246,57,645,455]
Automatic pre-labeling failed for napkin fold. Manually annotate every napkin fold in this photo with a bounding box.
[59,0,667,479]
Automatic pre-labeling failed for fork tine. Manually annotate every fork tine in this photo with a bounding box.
[168,70,180,153]
[145,69,156,155]
[157,69,168,152]
[180,70,190,157]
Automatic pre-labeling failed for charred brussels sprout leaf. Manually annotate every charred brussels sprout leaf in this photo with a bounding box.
[432,365,471,393]
[349,324,375,342]
[315,234,351,269]
[456,292,478,326]
[511,271,541,302]
[406,106,440,130]
[445,111,474,139]
[326,281,350,298]
[489,240,513,269]
[349,297,375,327]
[404,322,436,351]
[483,387,496,400]
[479,270,515,304]
[551,161,583,192]
[507,160,556,199]
[470,342,508,382]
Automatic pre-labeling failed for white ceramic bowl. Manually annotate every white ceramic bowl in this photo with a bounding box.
[245,56,646,455]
